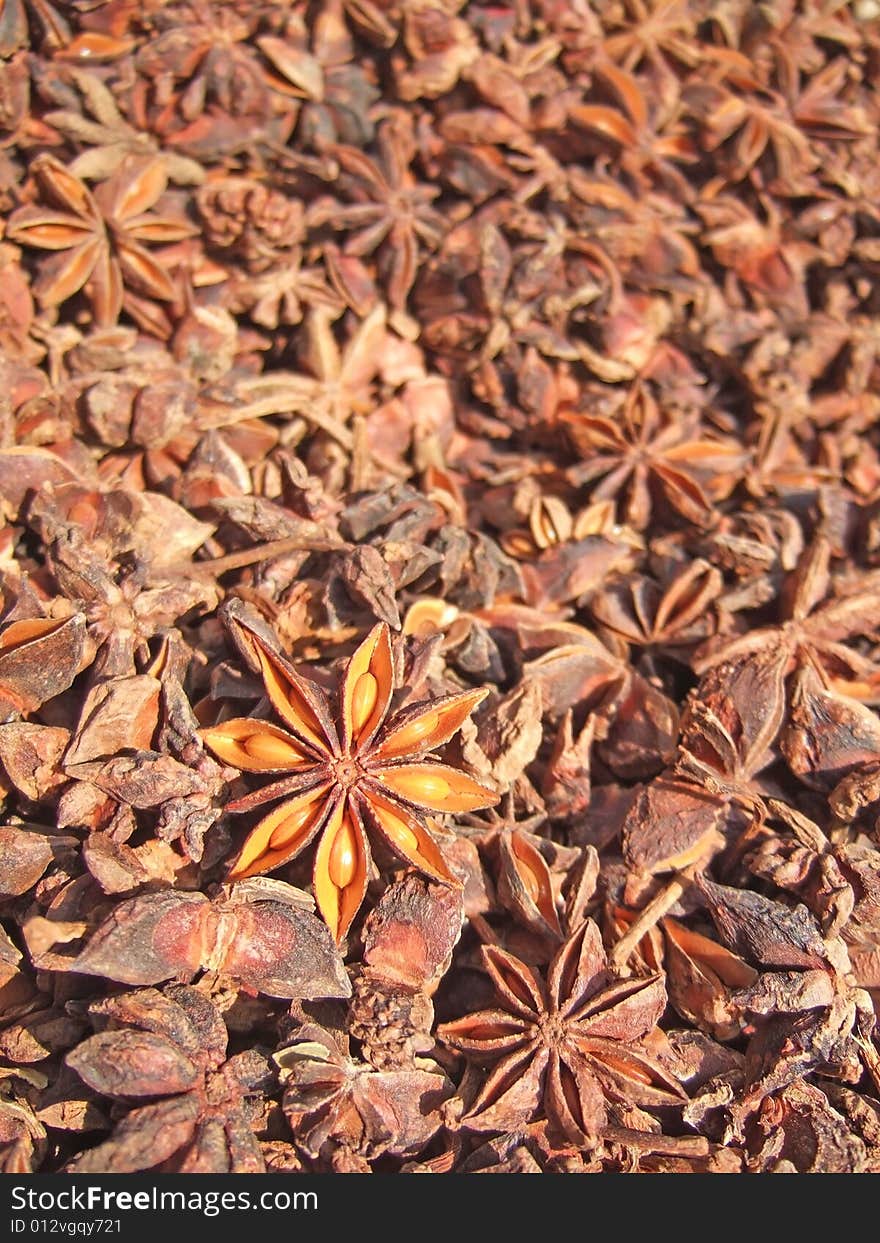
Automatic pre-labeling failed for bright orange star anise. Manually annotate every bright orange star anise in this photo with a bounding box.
[201,618,498,942]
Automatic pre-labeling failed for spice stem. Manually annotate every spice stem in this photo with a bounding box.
[602,1126,710,1157]
[609,867,696,974]
[192,535,344,575]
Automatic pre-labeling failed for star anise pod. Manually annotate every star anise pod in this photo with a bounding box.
[322,115,446,309]
[684,78,817,189]
[601,0,700,77]
[438,919,684,1145]
[693,535,880,701]
[275,1022,453,1167]
[569,61,698,201]
[254,305,386,448]
[200,612,498,941]
[562,383,745,530]
[6,154,196,328]
[65,986,271,1173]
[42,69,205,186]
[590,558,722,653]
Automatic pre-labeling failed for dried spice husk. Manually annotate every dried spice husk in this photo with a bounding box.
[71,886,351,1000]
[439,920,684,1146]
[275,1023,453,1167]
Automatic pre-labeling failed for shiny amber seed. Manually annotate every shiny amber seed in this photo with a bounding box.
[351,671,379,735]
[328,816,359,889]
[243,733,306,765]
[372,800,419,854]
[268,801,321,850]
[519,860,541,903]
[389,768,450,803]
[381,711,439,755]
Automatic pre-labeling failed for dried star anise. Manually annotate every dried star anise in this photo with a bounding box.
[562,383,745,529]
[323,114,447,310]
[275,1022,453,1168]
[65,985,271,1173]
[438,919,684,1144]
[4,0,880,1179]
[694,535,880,702]
[200,609,498,940]
[7,154,196,328]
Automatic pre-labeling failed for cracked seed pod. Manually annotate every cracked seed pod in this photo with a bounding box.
[348,972,435,1069]
[197,179,304,272]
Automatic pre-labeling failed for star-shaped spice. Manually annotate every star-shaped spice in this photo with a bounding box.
[66,986,270,1173]
[7,154,196,327]
[562,383,744,529]
[438,920,684,1144]
[200,615,498,941]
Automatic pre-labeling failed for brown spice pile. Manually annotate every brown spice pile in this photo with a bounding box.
[2,0,880,1174]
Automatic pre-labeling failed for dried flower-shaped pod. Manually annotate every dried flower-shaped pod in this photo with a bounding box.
[276,1023,453,1165]
[439,919,684,1144]
[6,155,196,327]
[591,560,722,649]
[200,610,497,940]
[693,537,880,703]
[66,986,271,1173]
[3,0,880,1178]
[714,992,872,1160]
[562,386,744,529]
[71,886,351,1000]
[324,117,446,309]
